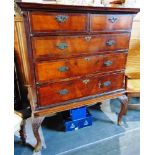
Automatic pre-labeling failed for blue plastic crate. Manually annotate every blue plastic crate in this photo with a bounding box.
[64,119,79,131]
[70,106,87,120]
[64,113,93,132]
[78,114,93,128]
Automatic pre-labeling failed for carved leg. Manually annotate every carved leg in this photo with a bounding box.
[32,117,45,152]
[19,120,26,144]
[117,95,128,125]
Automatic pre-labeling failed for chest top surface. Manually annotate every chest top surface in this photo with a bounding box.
[17,2,139,13]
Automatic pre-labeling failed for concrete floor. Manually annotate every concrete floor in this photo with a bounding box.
[14,98,140,155]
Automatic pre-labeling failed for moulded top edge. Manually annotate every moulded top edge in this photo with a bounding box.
[16,2,140,14]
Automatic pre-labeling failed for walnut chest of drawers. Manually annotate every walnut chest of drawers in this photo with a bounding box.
[17,2,139,152]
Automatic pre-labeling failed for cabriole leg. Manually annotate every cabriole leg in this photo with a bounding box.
[19,120,26,144]
[117,95,128,125]
[32,117,45,152]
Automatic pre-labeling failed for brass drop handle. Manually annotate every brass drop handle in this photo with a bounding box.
[106,40,115,46]
[84,57,91,61]
[58,66,69,72]
[108,16,118,23]
[55,15,68,23]
[83,79,90,84]
[56,43,68,50]
[59,89,69,95]
[104,60,113,66]
[85,36,92,42]
[98,81,111,88]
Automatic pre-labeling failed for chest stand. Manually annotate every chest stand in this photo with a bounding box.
[30,94,128,152]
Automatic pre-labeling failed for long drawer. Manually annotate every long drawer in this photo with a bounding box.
[35,52,127,83]
[32,33,130,59]
[37,72,125,107]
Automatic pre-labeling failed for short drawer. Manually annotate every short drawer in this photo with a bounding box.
[29,12,88,33]
[90,14,133,32]
[35,52,127,83]
[37,72,125,107]
[32,33,130,59]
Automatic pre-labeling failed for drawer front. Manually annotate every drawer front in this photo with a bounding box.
[32,34,130,59]
[29,12,88,33]
[37,72,124,106]
[35,53,127,82]
[90,14,133,32]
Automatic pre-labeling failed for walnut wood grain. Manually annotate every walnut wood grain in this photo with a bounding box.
[34,91,126,117]
[14,16,36,110]
[35,52,127,83]
[90,14,133,32]
[32,116,45,152]
[17,2,140,14]
[118,95,128,125]
[37,72,124,107]
[32,33,130,59]
[16,3,139,152]
[29,12,88,33]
